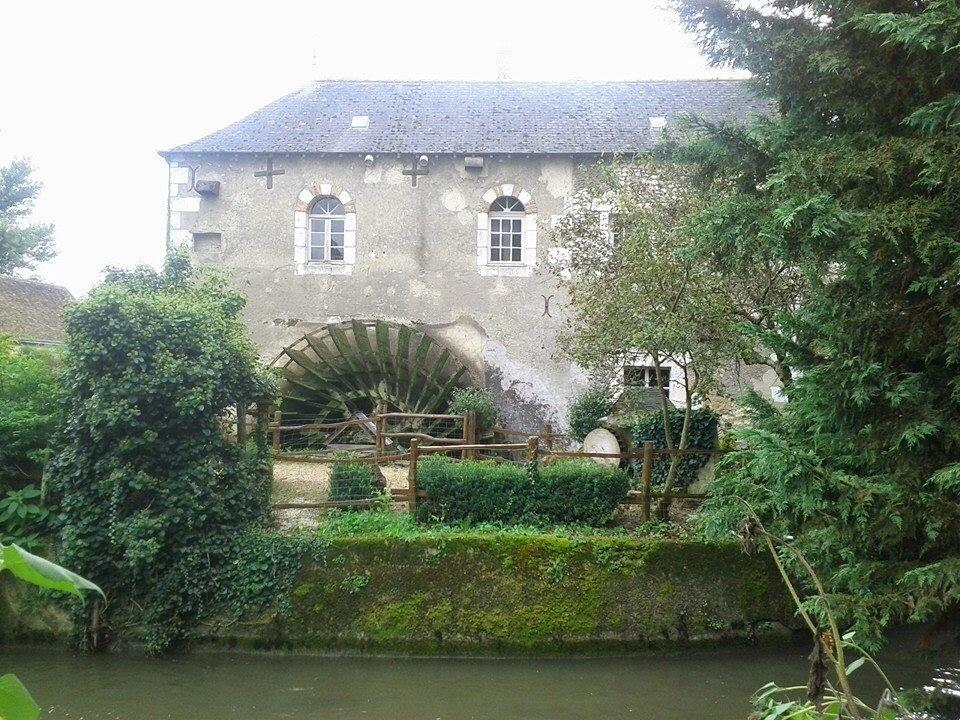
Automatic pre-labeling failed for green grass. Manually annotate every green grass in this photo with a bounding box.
[313,508,693,541]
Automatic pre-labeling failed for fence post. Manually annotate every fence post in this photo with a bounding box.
[255,402,270,450]
[641,441,654,522]
[408,438,420,516]
[237,402,248,444]
[543,423,553,452]
[527,436,540,465]
[375,415,385,456]
[466,411,478,460]
[272,410,282,451]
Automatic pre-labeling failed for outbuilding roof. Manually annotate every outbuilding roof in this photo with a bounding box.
[0,276,74,345]
[163,79,769,156]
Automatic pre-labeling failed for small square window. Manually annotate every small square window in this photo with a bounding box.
[191,232,221,256]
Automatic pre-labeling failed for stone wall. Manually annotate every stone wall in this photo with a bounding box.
[1,536,792,653]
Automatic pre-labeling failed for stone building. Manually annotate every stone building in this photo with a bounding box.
[160,80,774,430]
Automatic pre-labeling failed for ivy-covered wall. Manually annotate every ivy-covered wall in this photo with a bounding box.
[214,535,790,653]
[1,535,791,653]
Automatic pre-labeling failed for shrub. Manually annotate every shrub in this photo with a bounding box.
[329,461,377,502]
[417,456,529,523]
[567,386,612,442]
[447,387,498,432]
[0,484,51,549]
[631,409,718,489]
[46,251,275,653]
[533,461,630,525]
[416,456,628,526]
[0,337,60,483]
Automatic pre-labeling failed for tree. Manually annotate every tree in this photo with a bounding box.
[46,250,275,652]
[552,159,746,514]
[673,0,960,647]
[0,159,54,275]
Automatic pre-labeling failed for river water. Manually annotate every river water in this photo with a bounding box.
[5,640,953,720]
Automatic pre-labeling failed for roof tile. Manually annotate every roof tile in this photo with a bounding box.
[0,277,73,345]
[164,80,770,155]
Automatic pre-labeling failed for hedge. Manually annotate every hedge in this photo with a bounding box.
[631,409,718,488]
[415,456,629,526]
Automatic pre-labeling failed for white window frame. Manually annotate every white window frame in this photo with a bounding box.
[308,197,346,263]
[624,364,671,393]
[477,185,536,277]
[294,183,356,276]
[488,196,525,264]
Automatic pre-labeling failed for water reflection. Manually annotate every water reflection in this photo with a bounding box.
[907,666,960,720]
[2,642,955,720]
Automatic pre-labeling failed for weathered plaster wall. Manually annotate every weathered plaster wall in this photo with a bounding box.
[165,152,783,431]
[166,153,588,431]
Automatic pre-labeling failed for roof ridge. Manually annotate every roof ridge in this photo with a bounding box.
[305,78,749,85]
[0,275,70,290]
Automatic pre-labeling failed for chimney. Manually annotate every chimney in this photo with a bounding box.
[496,50,512,81]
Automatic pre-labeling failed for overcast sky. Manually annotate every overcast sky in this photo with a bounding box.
[0,0,742,296]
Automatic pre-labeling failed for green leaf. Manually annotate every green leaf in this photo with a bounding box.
[0,674,40,720]
[0,544,104,598]
[845,656,866,675]
[765,700,799,719]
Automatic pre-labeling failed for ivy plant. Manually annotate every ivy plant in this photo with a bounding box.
[45,251,275,653]
[630,409,717,489]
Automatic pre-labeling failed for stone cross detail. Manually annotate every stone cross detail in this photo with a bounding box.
[253,156,285,189]
[401,159,429,187]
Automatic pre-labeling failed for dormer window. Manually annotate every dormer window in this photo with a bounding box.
[308,197,345,262]
[488,196,525,263]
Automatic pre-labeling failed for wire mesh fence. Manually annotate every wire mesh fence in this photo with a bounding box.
[267,411,470,457]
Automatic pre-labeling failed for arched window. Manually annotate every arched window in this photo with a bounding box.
[308,197,345,262]
[488,196,525,263]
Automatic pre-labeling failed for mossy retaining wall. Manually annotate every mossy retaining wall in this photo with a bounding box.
[1,534,792,653]
[209,534,791,653]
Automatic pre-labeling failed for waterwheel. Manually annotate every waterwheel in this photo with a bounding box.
[273,320,472,420]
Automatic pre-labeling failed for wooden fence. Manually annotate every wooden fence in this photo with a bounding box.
[263,410,477,459]
[273,434,716,523]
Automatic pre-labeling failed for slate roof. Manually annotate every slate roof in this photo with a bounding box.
[0,276,73,345]
[163,80,769,156]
